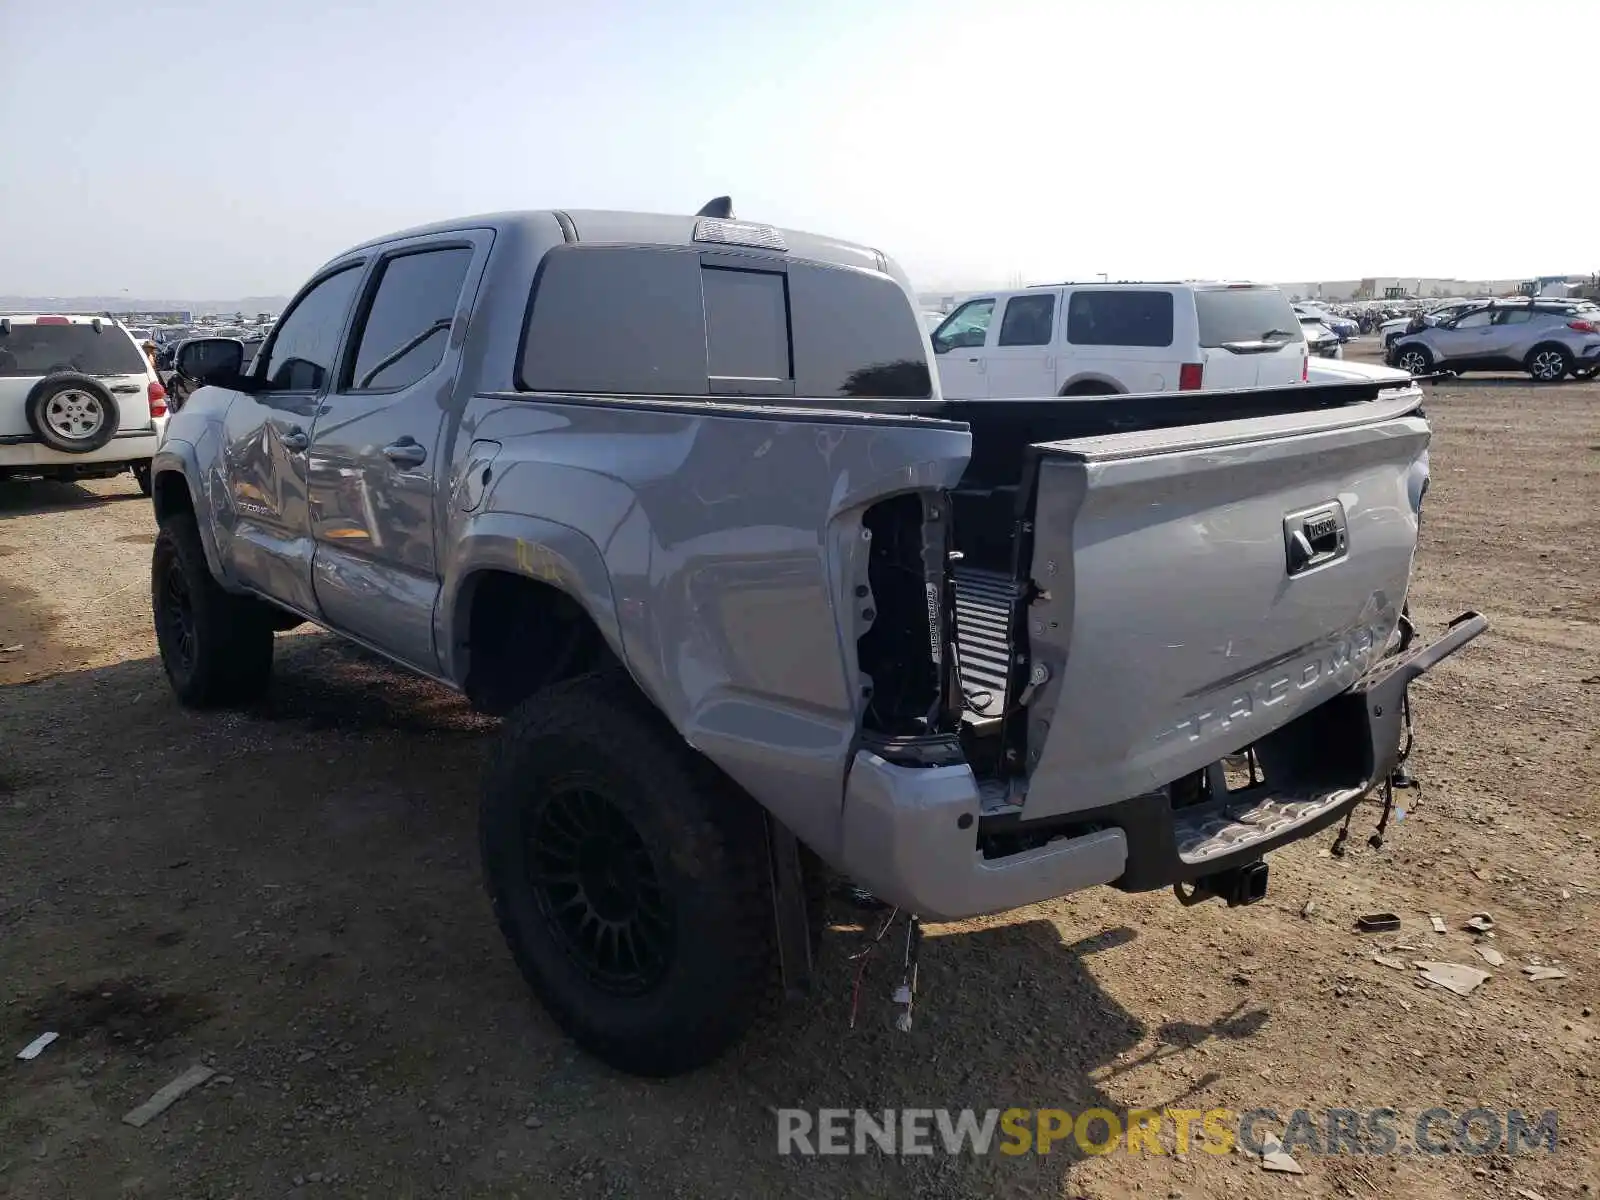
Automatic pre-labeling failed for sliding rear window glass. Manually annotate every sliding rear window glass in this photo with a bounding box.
[0,324,146,376]
[518,246,930,399]
[1194,287,1300,347]
[703,267,790,383]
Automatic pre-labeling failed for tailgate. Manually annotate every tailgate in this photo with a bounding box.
[1017,394,1428,819]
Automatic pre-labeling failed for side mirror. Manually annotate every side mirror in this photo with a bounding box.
[175,337,246,386]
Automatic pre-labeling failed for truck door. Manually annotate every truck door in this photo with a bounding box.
[305,234,488,672]
[220,263,365,614]
[983,292,1059,397]
[1427,306,1496,368]
[929,298,996,399]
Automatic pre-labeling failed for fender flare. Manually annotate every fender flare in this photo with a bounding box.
[150,438,231,585]
[438,512,626,690]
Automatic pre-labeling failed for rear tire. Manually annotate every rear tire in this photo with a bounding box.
[1526,345,1570,382]
[1395,345,1432,376]
[480,672,774,1076]
[152,514,274,706]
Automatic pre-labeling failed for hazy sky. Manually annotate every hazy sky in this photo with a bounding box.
[2,0,1594,297]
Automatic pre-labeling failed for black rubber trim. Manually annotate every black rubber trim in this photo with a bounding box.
[552,211,578,243]
[477,390,962,430]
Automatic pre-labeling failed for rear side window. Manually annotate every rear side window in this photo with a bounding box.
[1494,308,1533,326]
[346,246,473,391]
[998,294,1056,346]
[0,324,147,377]
[1067,291,1173,347]
[519,246,931,399]
[1193,287,1300,347]
[788,262,930,398]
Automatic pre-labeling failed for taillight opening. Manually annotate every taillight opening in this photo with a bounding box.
[1568,320,1597,333]
[1178,362,1204,391]
[1301,353,1309,383]
[148,379,168,418]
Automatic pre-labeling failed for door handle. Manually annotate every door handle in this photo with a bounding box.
[383,438,427,467]
[281,428,309,452]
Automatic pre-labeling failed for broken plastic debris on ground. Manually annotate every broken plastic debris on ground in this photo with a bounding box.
[122,1063,215,1128]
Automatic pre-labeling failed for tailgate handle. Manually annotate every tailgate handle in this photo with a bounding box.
[1284,504,1348,576]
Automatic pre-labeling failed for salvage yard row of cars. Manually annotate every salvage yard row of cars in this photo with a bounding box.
[8,274,1594,495]
[136,198,1488,1077]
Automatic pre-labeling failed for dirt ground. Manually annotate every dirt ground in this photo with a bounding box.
[2,357,1596,1199]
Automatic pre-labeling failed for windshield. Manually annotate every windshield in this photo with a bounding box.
[1196,287,1304,345]
[0,323,148,377]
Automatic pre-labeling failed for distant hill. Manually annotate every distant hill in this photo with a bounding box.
[0,295,292,317]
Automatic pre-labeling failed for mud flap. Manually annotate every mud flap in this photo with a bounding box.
[766,814,813,998]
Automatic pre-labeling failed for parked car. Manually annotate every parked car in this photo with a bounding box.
[1378,299,1489,350]
[1389,300,1600,381]
[1300,313,1343,358]
[0,313,167,493]
[1294,304,1358,341]
[930,282,1308,397]
[152,203,1482,1076]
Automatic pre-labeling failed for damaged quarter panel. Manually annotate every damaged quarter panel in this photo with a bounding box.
[457,393,970,859]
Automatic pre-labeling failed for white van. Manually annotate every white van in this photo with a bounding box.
[930,282,1309,398]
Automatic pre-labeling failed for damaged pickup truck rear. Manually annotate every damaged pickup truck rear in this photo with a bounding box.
[152,202,1484,1076]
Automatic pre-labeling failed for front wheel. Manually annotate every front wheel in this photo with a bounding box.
[152,514,275,706]
[1526,345,1570,383]
[1395,345,1433,376]
[481,672,775,1076]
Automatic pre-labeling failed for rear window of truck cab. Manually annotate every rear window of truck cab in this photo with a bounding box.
[517,245,932,399]
[0,322,147,377]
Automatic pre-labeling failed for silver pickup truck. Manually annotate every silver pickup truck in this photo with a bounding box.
[151,201,1483,1076]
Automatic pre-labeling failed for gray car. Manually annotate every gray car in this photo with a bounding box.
[1389,300,1600,381]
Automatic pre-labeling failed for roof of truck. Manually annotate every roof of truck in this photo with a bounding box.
[346,208,889,276]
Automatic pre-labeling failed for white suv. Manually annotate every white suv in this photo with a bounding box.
[0,314,168,494]
[930,282,1308,398]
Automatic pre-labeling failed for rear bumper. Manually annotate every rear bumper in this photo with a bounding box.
[835,611,1486,919]
[0,427,163,471]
